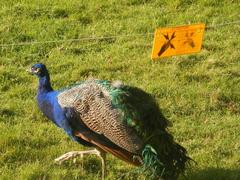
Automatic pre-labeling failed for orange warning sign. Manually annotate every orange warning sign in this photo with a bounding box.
[151,23,205,60]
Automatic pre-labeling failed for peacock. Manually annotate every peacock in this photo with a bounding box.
[28,63,191,180]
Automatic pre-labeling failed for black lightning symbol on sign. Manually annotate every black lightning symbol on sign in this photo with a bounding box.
[158,32,176,56]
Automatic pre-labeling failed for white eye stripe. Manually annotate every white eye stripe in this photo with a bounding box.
[32,67,40,73]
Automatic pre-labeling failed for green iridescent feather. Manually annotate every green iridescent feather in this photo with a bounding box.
[96,80,191,179]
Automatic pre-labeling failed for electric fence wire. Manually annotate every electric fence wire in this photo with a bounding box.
[0,20,239,48]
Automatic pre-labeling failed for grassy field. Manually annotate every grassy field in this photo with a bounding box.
[0,0,240,179]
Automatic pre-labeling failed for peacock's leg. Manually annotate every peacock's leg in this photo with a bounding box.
[54,148,106,180]
[98,149,106,180]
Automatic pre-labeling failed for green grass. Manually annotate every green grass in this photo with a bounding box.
[0,0,240,179]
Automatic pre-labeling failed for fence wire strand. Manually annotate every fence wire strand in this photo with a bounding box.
[0,20,239,48]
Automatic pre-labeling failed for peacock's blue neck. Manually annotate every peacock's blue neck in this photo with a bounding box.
[37,74,56,123]
[38,74,53,95]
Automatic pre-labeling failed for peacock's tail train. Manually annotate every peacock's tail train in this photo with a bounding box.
[141,133,191,179]
[96,80,191,179]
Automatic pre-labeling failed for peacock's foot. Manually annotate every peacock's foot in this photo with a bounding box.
[55,148,106,180]
[54,149,99,164]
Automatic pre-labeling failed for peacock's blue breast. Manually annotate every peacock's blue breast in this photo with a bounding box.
[37,91,72,134]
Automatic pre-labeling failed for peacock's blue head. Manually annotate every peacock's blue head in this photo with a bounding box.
[28,63,48,78]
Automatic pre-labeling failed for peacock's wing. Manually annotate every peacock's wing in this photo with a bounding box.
[57,80,144,155]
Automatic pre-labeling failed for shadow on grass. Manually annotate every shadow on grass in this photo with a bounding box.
[186,168,240,180]
[116,167,240,180]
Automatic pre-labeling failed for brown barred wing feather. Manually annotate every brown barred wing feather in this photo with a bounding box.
[57,81,144,154]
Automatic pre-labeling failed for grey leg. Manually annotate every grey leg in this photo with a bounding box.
[55,148,106,180]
